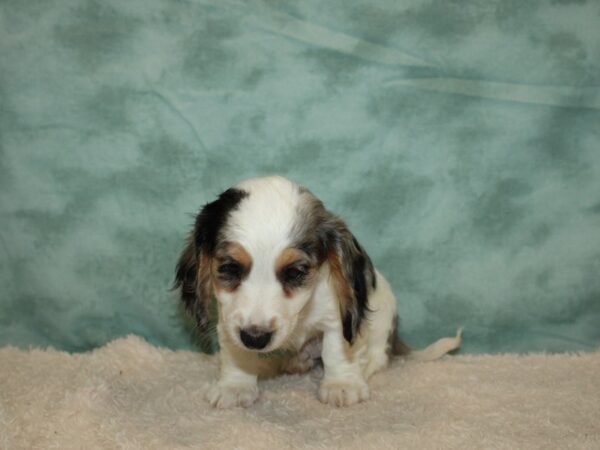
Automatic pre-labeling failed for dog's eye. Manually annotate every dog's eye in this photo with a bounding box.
[218,262,243,278]
[283,266,307,283]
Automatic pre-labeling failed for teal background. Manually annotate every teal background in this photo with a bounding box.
[1,0,599,353]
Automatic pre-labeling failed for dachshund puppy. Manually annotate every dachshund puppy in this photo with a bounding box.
[174,176,461,408]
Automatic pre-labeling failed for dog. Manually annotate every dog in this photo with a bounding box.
[174,175,461,408]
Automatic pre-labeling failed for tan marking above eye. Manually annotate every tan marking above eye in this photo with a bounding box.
[275,248,318,299]
[275,248,308,274]
[211,241,252,291]
[215,241,252,267]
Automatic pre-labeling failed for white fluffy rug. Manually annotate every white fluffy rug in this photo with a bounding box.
[1,336,598,449]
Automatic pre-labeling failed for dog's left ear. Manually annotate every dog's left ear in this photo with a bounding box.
[318,215,376,344]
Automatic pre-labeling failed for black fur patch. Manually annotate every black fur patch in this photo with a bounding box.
[340,235,375,344]
[193,188,248,256]
[173,188,248,330]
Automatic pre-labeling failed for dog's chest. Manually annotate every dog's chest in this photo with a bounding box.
[286,276,336,353]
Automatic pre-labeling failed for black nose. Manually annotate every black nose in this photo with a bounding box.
[240,326,273,350]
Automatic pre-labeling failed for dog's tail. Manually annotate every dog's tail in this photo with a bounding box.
[391,323,463,362]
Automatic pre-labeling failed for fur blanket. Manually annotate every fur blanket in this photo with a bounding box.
[1,336,598,449]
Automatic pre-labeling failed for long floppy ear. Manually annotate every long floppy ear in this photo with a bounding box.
[173,188,248,331]
[173,234,213,331]
[319,214,376,344]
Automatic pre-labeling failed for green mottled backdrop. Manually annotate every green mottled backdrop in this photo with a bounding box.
[1,0,599,353]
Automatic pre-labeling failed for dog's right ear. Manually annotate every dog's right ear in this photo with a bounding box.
[174,235,210,330]
[173,188,248,331]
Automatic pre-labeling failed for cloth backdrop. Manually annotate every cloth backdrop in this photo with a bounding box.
[1,0,599,353]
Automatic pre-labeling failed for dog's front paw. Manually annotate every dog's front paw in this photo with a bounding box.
[318,378,369,407]
[205,382,259,408]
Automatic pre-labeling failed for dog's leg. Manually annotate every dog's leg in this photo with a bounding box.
[318,328,369,407]
[205,325,260,408]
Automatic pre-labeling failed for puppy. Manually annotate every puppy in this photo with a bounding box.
[174,176,461,408]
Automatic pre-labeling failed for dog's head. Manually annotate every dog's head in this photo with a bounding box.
[174,176,375,352]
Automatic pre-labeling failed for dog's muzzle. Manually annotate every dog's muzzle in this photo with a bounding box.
[240,326,273,350]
